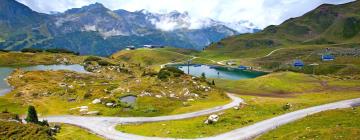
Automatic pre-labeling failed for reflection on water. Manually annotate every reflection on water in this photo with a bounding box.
[176,64,267,80]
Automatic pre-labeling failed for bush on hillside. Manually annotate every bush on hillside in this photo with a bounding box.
[45,48,79,55]
[343,17,360,38]
[21,48,43,53]
[158,67,184,80]
[84,56,102,62]
[97,60,115,66]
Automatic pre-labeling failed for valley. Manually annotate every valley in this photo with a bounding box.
[1,0,360,140]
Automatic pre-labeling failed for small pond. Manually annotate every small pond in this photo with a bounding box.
[119,95,137,104]
[174,64,267,80]
[0,64,87,96]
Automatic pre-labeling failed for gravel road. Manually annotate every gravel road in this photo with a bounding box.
[44,95,360,140]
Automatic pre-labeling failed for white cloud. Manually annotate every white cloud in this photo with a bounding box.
[17,0,354,29]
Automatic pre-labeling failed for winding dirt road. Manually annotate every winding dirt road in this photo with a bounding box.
[44,95,360,140]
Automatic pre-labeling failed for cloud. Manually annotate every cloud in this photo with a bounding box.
[16,0,354,29]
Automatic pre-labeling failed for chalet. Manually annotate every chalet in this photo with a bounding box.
[143,45,165,49]
[293,60,304,67]
[238,65,248,70]
[126,46,136,50]
[322,54,335,61]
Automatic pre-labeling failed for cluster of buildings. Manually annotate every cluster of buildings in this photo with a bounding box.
[126,45,165,50]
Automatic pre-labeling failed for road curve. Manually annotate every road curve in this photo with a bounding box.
[45,96,360,140]
[44,93,243,139]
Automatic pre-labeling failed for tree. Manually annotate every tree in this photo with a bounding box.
[212,80,215,86]
[201,72,206,80]
[25,106,39,123]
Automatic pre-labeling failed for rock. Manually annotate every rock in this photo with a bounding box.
[67,98,76,102]
[86,111,100,115]
[233,106,239,110]
[187,98,195,102]
[204,114,219,124]
[106,103,114,107]
[68,85,74,89]
[79,108,88,113]
[92,99,101,104]
[155,95,162,98]
[59,83,67,87]
[80,106,88,110]
[169,94,175,98]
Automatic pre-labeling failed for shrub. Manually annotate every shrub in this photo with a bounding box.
[84,56,102,62]
[21,48,43,53]
[0,49,10,52]
[83,92,92,99]
[97,60,115,66]
[157,67,184,80]
[45,48,78,55]
[25,106,39,124]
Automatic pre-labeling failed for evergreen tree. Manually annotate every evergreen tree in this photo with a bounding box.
[25,105,39,123]
[201,72,206,80]
[212,80,215,85]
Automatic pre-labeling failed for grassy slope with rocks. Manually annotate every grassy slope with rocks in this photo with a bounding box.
[0,112,54,140]
[116,71,360,138]
[0,52,86,66]
[258,107,360,140]
[205,1,360,58]
[0,51,229,117]
[201,1,360,75]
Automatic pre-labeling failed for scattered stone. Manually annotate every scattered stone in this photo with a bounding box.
[92,99,101,104]
[86,111,100,115]
[204,114,219,125]
[79,108,88,113]
[155,95,162,98]
[67,98,76,102]
[106,103,115,107]
[169,93,175,98]
[187,98,195,102]
[233,106,239,110]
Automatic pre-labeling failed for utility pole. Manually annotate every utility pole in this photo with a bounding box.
[309,63,319,76]
[187,60,191,74]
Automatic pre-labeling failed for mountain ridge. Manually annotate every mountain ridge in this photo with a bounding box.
[0,0,259,56]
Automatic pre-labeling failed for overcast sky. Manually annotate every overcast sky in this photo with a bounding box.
[16,0,353,28]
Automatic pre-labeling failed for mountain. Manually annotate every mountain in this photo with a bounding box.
[206,0,360,58]
[0,0,259,56]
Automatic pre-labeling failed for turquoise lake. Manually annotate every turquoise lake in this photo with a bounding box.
[175,64,267,80]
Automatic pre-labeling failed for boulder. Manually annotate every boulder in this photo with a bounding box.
[92,99,101,104]
[80,106,88,109]
[86,111,100,115]
[204,114,219,124]
[106,103,115,107]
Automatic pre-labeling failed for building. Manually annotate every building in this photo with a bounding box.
[143,45,165,49]
[238,65,248,70]
[293,59,304,67]
[322,55,335,61]
[126,46,136,50]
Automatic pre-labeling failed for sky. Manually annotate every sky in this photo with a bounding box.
[16,0,354,29]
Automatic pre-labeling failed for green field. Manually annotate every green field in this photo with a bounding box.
[115,72,360,138]
[258,107,360,140]
[55,124,103,140]
[116,90,360,138]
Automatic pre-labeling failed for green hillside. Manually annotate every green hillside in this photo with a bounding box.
[205,1,360,59]
[111,47,194,66]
